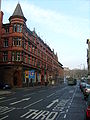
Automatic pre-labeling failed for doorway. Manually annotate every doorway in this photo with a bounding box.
[13,71,18,86]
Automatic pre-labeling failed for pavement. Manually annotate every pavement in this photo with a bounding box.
[0,83,65,95]
[0,85,48,95]
[0,90,12,95]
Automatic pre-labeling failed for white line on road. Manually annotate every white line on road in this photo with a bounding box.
[0,97,5,100]
[64,114,66,118]
[0,115,8,120]
[0,107,9,113]
[10,97,31,105]
[46,99,59,108]
[0,98,16,103]
[24,99,43,109]
[66,109,68,113]
[20,110,32,118]
[0,108,15,115]
[68,106,70,109]
[47,93,55,98]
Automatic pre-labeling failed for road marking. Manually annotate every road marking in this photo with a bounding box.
[20,109,58,120]
[46,99,59,108]
[20,110,33,118]
[0,106,9,112]
[66,109,68,113]
[0,98,16,103]
[24,99,43,109]
[10,97,31,105]
[0,115,8,120]
[60,111,65,114]
[47,93,55,98]
[69,90,74,93]
[0,108,15,115]
[69,103,71,105]
[68,106,70,109]
[64,114,66,118]
[0,97,5,100]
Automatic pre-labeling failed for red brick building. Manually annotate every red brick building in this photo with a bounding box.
[0,3,64,87]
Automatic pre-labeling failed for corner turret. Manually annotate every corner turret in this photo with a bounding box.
[9,3,27,25]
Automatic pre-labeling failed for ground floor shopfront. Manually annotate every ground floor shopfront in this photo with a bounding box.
[0,65,50,88]
[0,64,64,88]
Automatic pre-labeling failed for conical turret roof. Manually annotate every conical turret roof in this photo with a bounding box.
[13,3,24,17]
[9,3,27,22]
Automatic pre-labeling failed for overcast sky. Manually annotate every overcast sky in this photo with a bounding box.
[1,0,90,69]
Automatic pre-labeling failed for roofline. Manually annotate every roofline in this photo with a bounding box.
[9,15,27,22]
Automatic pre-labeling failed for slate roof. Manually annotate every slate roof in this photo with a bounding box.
[13,3,24,17]
[9,3,27,21]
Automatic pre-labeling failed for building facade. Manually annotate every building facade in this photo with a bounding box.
[0,3,64,87]
[87,39,90,84]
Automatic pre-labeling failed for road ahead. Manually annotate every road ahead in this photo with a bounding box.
[0,84,87,120]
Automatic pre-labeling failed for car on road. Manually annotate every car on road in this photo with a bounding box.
[80,82,87,92]
[0,82,11,90]
[67,77,77,85]
[85,94,90,120]
[84,84,90,99]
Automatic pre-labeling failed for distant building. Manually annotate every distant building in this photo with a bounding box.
[87,39,90,83]
[0,3,64,87]
[64,67,70,78]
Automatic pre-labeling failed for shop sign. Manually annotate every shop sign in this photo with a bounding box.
[25,71,29,78]
[29,70,35,79]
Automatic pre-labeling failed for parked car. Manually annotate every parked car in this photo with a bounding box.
[0,82,11,90]
[85,94,90,120]
[84,84,90,99]
[80,82,87,92]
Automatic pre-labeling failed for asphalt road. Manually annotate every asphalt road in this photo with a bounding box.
[0,83,87,120]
